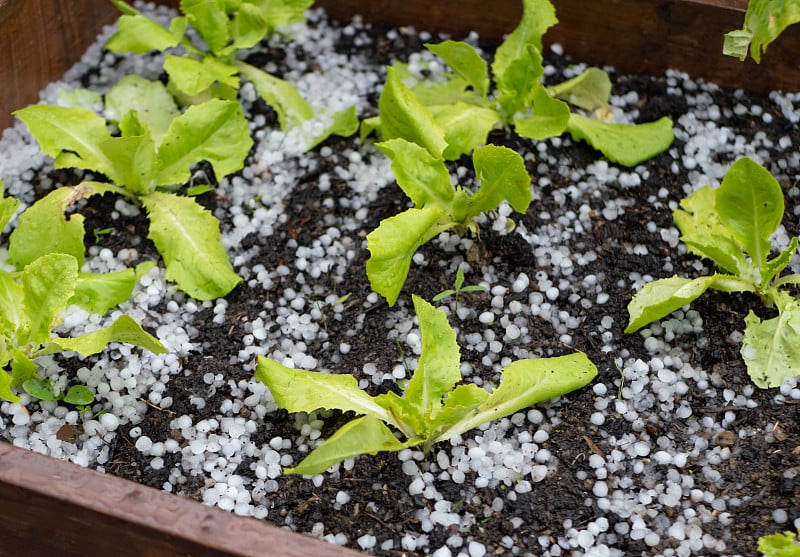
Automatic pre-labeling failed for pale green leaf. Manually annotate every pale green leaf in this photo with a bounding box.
[377,67,448,159]
[430,383,490,430]
[0,369,20,403]
[547,67,611,112]
[258,0,313,32]
[513,84,570,141]
[763,238,799,288]
[99,135,158,194]
[366,207,454,306]
[255,355,393,421]
[140,191,242,300]
[429,103,500,160]
[566,114,674,167]
[303,105,360,151]
[625,275,722,333]
[106,75,180,146]
[673,185,748,276]
[181,0,232,55]
[495,44,544,117]
[71,269,137,315]
[757,529,800,556]
[14,105,114,177]
[46,314,167,357]
[8,182,118,269]
[716,157,784,268]
[232,3,269,49]
[723,0,800,62]
[404,296,462,426]
[236,62,314,129]
[467,145,532,218]
[492,0,556,81]
[0,180,20,232]
[285,416,410,475]
[425,41,489,99]
[22,254,79,347]
[106,13,186,54]
[376,139,453,208]
[10,350,38,389]
[742,304,800,388]
[0,271,24,333]
[155,99,253,187]
[164,55,240,97]
[441,353,597,441]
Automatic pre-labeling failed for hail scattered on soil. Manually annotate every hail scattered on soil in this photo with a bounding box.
[1,3,799,556]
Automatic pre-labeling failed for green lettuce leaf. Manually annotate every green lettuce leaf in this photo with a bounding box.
[140,191,242,300]
[377,67,448,159]
[425,40,489,99]
[626,275,720,333]
[44,314,167,357]
[71,270,137,315]
[105,75,181,145]
[8,183,119,269]
[21,254,79,348]
[566,114,674,167]
[742,303,800,388]
[723,0,800,62]
[443,353,597,440]
[376,139,453,208]
[513,84,570,141]
[366,207,454,306]
[285,416,409,475]
[715,156,785,268]
[155,99,252,187]
[106,12,187,54]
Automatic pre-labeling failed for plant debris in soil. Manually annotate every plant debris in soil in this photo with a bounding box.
[1,3,800,557]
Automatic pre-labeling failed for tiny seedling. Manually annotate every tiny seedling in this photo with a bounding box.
[255,294,597,475]
[363,0,673,166]
[106,0,358,151]
[757,529,800,557]
[626,157,800,388]
[22,378,94,407]
[724,0,800,63]
[366,138,532,305]
[14,76,251,300]
[432,267,487,306]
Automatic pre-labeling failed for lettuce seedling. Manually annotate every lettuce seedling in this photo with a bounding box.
[724,0,800,63]
[106,0,358,151]
[625,157,800,388]
[432,267,487,305]
[256,295,597,475]
[13,76,250,300]
[364,0,673,166]
[366,138,532,305]
[0,249,167,403]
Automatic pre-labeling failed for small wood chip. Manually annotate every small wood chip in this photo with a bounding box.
[56,424,83,443]
[714,430,737,447]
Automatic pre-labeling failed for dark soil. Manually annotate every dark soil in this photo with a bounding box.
[3,11,800,557]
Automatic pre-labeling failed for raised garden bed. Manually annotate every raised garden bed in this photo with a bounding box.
[1,1,800,556]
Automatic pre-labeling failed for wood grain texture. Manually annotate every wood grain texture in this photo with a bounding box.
[0,0,118,130]
[2,0,799,131]
[0,443,362,557]
[316,0,800,95]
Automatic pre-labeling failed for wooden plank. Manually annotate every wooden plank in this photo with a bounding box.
[0,0,118,130]
[316,0,800,95]
[1,0,798,132]
[0,443,361,557]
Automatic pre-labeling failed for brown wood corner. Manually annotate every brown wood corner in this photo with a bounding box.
[0,443,361,557]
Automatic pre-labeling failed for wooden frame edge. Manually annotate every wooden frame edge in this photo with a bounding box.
[0,443,361,557]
